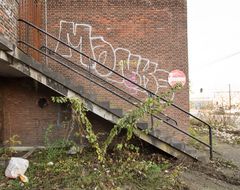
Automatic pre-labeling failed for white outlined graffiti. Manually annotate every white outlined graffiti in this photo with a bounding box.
[55,20,170,94]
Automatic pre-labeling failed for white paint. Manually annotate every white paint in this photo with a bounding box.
[168,69,186,87]
[55,20,171,94]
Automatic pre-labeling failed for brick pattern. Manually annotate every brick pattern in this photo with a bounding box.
[0,77,114,146]
[1,0,189,145]
[45,0,189,129]
[0,78,67,145]
[0,0,18,44]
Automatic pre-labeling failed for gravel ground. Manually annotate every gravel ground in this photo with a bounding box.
[181,141,240,190]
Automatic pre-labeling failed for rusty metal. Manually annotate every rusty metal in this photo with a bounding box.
[19,0,43,60]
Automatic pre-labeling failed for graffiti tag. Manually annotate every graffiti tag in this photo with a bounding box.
[55,20,170,94]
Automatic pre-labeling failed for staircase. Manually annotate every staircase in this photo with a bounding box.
[5,19,213,162]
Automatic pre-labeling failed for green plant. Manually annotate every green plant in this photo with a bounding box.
[52,97,102,160]
[0,146,187,190]
[0,135,22,158]
[52,85,180,162]
[44,124,54,148]
[43,124,75,161]
[195,108,239,130]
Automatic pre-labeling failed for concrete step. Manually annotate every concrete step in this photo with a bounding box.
[184,146,198,155]
[99,101,110,109]
[194,152,209,163]
[84,93,97,101]
[145,128,204,160]
[3,44,209,162]
[75,85,84,94]
[137,122,148,130]
[170,139,186,150]
[110,108,123,117]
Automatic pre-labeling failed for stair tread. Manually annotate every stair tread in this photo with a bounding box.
[99,101,110,109]
[19,45,208,162]
[110,108,123,117]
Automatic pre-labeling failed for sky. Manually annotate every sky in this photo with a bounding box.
[187,0,240,97]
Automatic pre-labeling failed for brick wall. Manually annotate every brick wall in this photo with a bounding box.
[14,0,189,143]
[45,0,189,132]
[0,0,18,44]
[0,77,114,146]
[0,77,67,145]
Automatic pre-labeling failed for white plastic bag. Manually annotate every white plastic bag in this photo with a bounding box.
[5,157,29,179]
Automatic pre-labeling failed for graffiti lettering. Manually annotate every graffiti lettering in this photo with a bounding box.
[55,20,170,94]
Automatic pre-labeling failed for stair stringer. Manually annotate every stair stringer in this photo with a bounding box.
[134,129,196,160]
[1,48,120,123]
[0,47,201,161]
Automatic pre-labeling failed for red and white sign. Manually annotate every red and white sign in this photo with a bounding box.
[168,70,186,87]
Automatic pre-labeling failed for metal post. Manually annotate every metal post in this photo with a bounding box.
[209,126,213,160]
[26,24,29,54]
[149,93,154,129]
[88,58,93,98]
[229,84,231,110]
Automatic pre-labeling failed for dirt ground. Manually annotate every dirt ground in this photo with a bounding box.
[181,141,240,190]
[215,142,240,167]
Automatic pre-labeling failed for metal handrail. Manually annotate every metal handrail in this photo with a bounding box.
[18,19,213,160]
[42,45,178,125]
[18,40,210,149]
[19,41,178,126]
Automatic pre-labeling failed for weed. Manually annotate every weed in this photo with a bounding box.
[52,85,180,162]
[0,135,22,159]
[43,124,75,162]
[213,157,238,169]
[0,147,186,190]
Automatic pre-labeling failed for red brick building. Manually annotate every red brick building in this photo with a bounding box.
[0,0,208,161]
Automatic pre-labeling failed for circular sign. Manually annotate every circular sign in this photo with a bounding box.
[168,70,186,87]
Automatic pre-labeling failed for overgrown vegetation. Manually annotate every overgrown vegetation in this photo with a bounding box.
[0,135,21,159]
[0,86,188,189]
[191,109,239,130]
[51,85,180,162]
[0,146,187,190]
[43,124,74,162]
[188,127,212,150]
[190,109,240,145]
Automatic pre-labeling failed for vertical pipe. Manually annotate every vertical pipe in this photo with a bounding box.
[26,0,29,55]
[26,0,30,54]
[35,0,40,60]
[18,0,22,49]
[45,0,48,65]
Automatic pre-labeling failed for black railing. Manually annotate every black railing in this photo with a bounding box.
[19,41,180,129]
[18,19,213,160]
